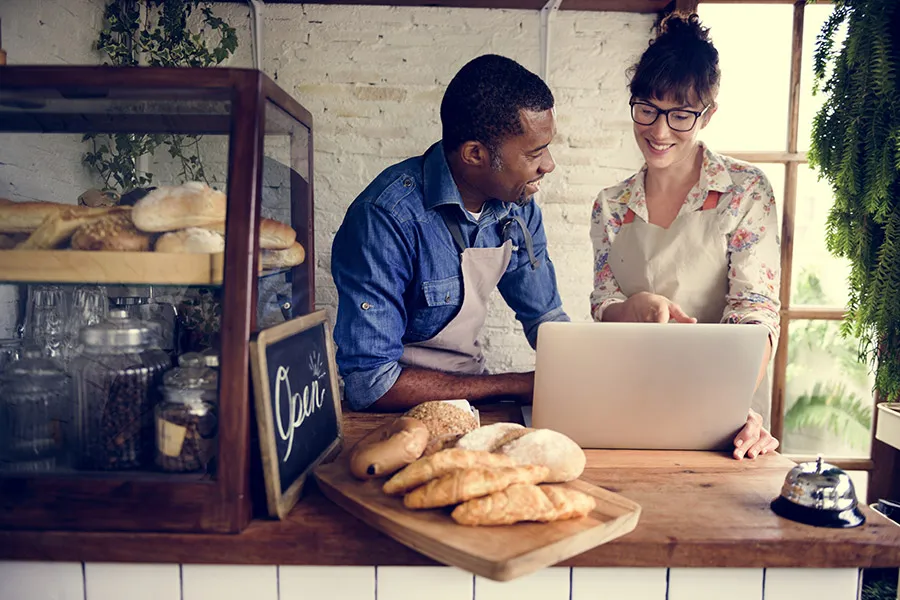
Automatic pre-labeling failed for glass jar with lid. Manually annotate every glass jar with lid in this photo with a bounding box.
[155,352,218,473]
[70,309,171,470]
[0,348,73,472]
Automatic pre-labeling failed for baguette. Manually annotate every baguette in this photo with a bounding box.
[0,201,98,233]
[155,228,225,254]
[200,218,297,250]
[403,465,549,509]
[450,483,595,526]
[260,241,306,270]
[71,211,152,252]
[131,182,226,232]
[382,448,516,496]
[16,206,129,250]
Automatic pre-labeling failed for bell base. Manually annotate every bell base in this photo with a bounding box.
[771,496,866,528]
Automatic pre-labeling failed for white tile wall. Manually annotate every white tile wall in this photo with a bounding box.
[0,561,84,600]
[377,566,473,600]
[280,565,375,600]
[571,567,668,600]
[764,568,860,600]
[668,568,763,600]
[474,567,569,600]
[181,564,278,600]
[84,563,180,600]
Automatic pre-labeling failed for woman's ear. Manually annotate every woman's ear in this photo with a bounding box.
[700,103,718,129]
[459,141,490,168]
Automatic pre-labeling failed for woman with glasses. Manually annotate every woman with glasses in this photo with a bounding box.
[590,12,781,460]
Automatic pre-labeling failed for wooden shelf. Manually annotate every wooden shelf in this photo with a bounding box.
[0,250,225,286]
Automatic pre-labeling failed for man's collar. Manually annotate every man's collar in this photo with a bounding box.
[423,141,512,221]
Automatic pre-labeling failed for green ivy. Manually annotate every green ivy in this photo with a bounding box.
[809,0,900,400]
[84,0,238,192]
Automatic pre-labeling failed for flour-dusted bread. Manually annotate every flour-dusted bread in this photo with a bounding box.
[154,228,225,254]
[456,423,527,452]
[260,241,306,269]
[131,182,226,232]
[403,464,549,509]
[382,448,516,496]
[450,483,596,526]
[0,202,121,235]
[200,218,297,250]
[71,211,152,252]
[16,206,130,250]
[404,401,479,442]
[497,429,586,483]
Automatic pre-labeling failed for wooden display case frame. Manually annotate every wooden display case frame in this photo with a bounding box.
[0,66,315,534]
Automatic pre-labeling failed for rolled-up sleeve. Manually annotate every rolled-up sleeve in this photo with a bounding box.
[721,173,781,345]
[331,201,413,410]
[589,191,627,321]
[497,202,569,349]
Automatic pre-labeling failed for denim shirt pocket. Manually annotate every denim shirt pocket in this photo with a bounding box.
[406,275,462,343]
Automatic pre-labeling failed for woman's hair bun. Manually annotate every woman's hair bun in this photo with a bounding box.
[658,11,711,43]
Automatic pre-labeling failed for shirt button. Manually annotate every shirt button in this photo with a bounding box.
[444,293,451,302]
[402,178,413,188]
[360,302,371,310]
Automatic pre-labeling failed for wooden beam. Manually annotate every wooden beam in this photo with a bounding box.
[784,306,846,320]
[675,0,699,12]
[720,151,808,164]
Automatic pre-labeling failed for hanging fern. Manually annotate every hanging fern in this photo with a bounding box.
[809,0,900,400]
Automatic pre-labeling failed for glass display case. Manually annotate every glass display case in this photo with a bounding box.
[0,66,314,533]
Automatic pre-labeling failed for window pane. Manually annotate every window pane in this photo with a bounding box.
[782,319,875,459]
[799,4,843,152]
[792,164,851,307]
[698,5,793,152]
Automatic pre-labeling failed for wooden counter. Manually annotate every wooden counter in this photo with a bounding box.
[2,405,900,568]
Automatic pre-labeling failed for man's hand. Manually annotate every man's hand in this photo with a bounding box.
[733,409,779,459]
[606,291,697,323]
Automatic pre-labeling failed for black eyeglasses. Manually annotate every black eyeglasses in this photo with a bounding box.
[629,100,710,132]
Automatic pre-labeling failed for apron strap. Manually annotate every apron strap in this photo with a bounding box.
[701,190,721,211]
[502,215,540,270]
[437,205,468,254]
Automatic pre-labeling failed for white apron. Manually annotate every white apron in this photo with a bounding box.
[400,208,528,374]
[608,191,772,422]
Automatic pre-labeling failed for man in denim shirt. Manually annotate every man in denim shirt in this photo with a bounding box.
[332,54,569,411]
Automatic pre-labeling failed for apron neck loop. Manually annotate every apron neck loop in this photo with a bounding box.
[437,205,468,254]
[502,214,540,270]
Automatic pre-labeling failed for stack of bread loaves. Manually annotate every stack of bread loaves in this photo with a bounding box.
[0,183,306,270]
[347,401,593,527]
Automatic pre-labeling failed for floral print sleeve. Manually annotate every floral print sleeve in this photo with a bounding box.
[589,181,631,321]
[721,170,781,344]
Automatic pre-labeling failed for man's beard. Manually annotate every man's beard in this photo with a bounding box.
[515,193,534,207]
[491,152,534,207]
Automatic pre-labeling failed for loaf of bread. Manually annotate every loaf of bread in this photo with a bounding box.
[131,182,226,232]
[200,218,297,250]
[456,423,531,452]
[0,201,115,234]
[403,465,549,509]
[450,483,595,526]
[382,448,516,496]
[71,211,152,251]
[404,401,479,443]
[16,206,129,250]
[154,228,225,254]
[260,241,306,270]
[422,432,465,457]
[348,417,429,480]
[497,429,586,483]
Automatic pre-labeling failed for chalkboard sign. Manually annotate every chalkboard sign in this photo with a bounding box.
[250,310,343,519]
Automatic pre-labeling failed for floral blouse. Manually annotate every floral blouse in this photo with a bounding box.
[589,143,781,343]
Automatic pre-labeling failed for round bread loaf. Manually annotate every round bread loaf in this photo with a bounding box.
[132,182,226,232]
[404,401,478,441]
[155,228,225,254]
[261,241,306,270]
[71,211,152,252]
[497,429,586,483]
[456,422,526,452]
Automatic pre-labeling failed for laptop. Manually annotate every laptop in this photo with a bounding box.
[530,321,769,450]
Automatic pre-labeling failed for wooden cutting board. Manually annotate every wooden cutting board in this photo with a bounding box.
[313,460,641,581]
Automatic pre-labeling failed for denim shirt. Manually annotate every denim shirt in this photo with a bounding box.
[331,142,569,410]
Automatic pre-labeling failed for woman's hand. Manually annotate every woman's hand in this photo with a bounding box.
[733,409,779,459]
[608,291,697,323]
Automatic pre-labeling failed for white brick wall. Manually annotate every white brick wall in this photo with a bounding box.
[0,0,649,368]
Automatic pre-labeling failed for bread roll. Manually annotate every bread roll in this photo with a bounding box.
[403,465,549,509]
[349,417,429,480]
[404,401,479,442]
[456,423,527,452]
[201,218,297,250]
[131,182,226,232]
[0,201,108,234]
[16,206,129,250]
[155,228,225,254]
[260,241,306,270]
[71,212,152,251]
[497,429,586,483]
[450,483,595,526]
[382,448,516,496]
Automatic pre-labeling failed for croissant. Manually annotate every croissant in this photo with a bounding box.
[382,448,516,496]
[403,465,550,509]
[451,484,596,526]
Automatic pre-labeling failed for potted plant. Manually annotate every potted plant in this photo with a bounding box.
[809,0,900,449]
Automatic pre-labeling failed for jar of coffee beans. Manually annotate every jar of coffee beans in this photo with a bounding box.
[155,352,218,473]
[71,309,171,470]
